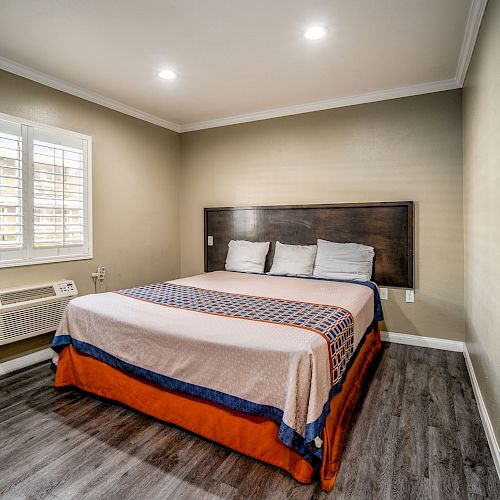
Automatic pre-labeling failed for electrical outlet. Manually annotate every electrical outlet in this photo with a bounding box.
[379,287,388,300]
[406,289,415,303]
[207,235,214,246]
[97,265,106,282]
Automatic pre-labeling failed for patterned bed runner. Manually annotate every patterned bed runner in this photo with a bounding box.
[116,283,354,386]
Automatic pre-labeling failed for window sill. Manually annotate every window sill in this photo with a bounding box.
[0,253,93,269]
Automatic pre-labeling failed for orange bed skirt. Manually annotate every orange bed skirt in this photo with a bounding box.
[54,324,380,492]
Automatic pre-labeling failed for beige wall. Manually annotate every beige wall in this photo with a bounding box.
[0,74,466,363]
[180,90,465,341]
[463,1,500,442]
[0,70,181,361]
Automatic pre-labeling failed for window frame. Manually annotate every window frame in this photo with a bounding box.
[0,111,93,269]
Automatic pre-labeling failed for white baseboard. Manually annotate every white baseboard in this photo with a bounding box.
[381,331,464,352]
[0,348,53,376]
[463,344,500,479]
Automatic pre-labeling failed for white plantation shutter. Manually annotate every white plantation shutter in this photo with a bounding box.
[0,121,23,250]
[0,113,92,268]
[32,138,85,247]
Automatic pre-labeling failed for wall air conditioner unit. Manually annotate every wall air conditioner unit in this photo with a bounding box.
[0,280,78,345]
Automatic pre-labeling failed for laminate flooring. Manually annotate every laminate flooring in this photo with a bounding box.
[0,343,498,499]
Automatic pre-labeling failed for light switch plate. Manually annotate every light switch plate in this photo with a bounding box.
[406,290,415,303]
[379,287,388,300]
[207,235,214,246]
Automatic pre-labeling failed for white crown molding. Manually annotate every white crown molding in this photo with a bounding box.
[0,347,53,376]
[381,331,464,352]
[455,0,488,86]
[463,344,500,478]
[0,56,181,133]
[179,79,459,132]
[0,0,486,133]
[182,0,485,132]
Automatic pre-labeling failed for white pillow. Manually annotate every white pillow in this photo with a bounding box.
[313,239,374,282]
[269,241,317,277]
[225,240,270,274]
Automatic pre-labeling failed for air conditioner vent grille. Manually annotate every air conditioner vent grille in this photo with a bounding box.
[0,299,71,344]
[0,286,56,305]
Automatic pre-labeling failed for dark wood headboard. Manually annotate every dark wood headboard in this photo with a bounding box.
[204,201,414,288]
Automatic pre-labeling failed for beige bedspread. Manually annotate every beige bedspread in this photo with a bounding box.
[52,271,374,460]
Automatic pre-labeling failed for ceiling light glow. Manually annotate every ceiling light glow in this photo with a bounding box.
[158,69,177,80]
[304,26,328,40]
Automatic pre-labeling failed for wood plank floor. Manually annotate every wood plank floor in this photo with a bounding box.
[0,343,498,499]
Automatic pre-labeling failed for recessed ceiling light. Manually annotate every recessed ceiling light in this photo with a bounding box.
[158,69,177,80]
[304,26,328,40]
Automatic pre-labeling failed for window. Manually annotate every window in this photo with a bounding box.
[0,113,92,268]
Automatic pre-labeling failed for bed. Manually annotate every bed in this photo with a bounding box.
[51,202,414,492]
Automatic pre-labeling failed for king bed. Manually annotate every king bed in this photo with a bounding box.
[51,201,414,492]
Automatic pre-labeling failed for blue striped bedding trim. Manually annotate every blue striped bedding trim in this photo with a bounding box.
[51,321,376,467]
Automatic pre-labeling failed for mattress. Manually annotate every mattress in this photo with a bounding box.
[52,271,379,468]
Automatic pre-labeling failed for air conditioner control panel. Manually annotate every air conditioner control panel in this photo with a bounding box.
[54,280,78,297]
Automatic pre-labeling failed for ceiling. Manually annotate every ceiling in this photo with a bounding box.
[0,0,486,132]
